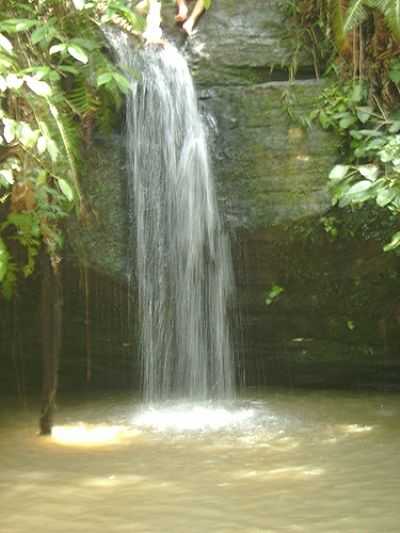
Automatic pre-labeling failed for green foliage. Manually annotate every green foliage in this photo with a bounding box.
[368,0,400,40]
[311,82,370,132]
[342,0,368,34]
[0,0,138,297]
[332,0,400,47]
[265,284,285,306]
[315,81,400,251]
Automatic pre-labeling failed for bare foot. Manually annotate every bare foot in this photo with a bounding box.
[182,16,195,35]
[175,1,189,22]
[135,0,149,15]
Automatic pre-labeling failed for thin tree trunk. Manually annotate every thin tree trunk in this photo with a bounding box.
[39,252,63,436]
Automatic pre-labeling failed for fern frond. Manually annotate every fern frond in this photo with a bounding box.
[46,100,82,207]
[365,0,387,8]
[379,0,400,40]
[343,0,369,33]
[66,82,99,118]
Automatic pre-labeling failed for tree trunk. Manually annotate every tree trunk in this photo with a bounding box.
[39,252,63,436]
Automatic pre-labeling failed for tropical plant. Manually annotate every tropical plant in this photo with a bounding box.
[0,0,143,297]
[293,1,400,250]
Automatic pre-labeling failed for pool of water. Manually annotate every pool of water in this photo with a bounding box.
[1,389,399,532]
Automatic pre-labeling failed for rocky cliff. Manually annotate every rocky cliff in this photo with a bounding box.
[4,0,398,394]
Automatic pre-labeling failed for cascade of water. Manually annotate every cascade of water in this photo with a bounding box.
[112,37,235,401]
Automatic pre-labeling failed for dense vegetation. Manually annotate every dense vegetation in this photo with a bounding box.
[293,0,400,250]
[0,0,145,298]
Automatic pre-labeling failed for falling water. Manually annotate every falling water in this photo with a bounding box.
[112,37,235,401]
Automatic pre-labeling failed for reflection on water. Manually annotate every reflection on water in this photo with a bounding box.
[133,403,256,432]
[1,389,400,532]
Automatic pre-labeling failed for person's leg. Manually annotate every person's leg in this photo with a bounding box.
[182,0,205,35]
[175,0,189,22]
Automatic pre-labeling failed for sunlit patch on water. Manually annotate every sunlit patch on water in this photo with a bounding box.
[132,403,255,432]
[337,424,375,434]
[51,423,139,447]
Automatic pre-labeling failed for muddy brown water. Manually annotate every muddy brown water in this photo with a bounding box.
[1,389,399,532]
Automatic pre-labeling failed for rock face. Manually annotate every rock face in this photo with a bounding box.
[203,81,336,228]
[4,0,399,394]
[187,0,315,87]
[75,0,339,275]
[186,0,338,229]
[60,0,400,390]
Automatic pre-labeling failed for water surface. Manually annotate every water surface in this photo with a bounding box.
[1,389,399,532]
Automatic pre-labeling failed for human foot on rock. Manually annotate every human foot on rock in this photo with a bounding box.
[182,17,195,35]
[175,0,189,22]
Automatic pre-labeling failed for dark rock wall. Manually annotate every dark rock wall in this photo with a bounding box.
[187,0,400,388]
[2,0,400,394]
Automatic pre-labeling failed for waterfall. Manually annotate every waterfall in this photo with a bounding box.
[113,37,235,401]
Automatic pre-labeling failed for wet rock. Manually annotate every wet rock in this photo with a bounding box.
[204,80,338,228]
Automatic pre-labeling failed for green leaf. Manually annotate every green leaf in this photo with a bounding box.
[70,38,99,51]
[0,169,14,185]
[347,180,375,195]
[25,76,52,96]
[112,72,130,93]
[358,164,379,181]
[58,65,79,75]
[2,118,16,143]
[344,0,368,34]
[57,178,74,202]
[377,0,400,41]
[384,230,400,252]
[0,55,14,69]
[31,25,48,45]
[376,187,397,207]
[339,114,357,129]
[356,106,373,123]
[331,178,353,205]
[319,109,330,129]
[0,19,37,33]
[15,19,38,32]
[49,43,67,55]
[351,83,364,103]
[356,129,383,137]
[5,73,23,89]
[204,0,212,9]
[0,32,13,54]
[46,139,59,162]
[0,237,9,282]
[389,67,400,83]
[67,45,88,64]
[340,179,375,205]
[18,122,38,148]
[97,72,113,86]
[265,284,284,305]
[389,121,400,133]
[37,136,47,154]
[329,165,350,180]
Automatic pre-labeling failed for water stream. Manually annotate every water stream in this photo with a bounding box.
[111,37,235,402]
